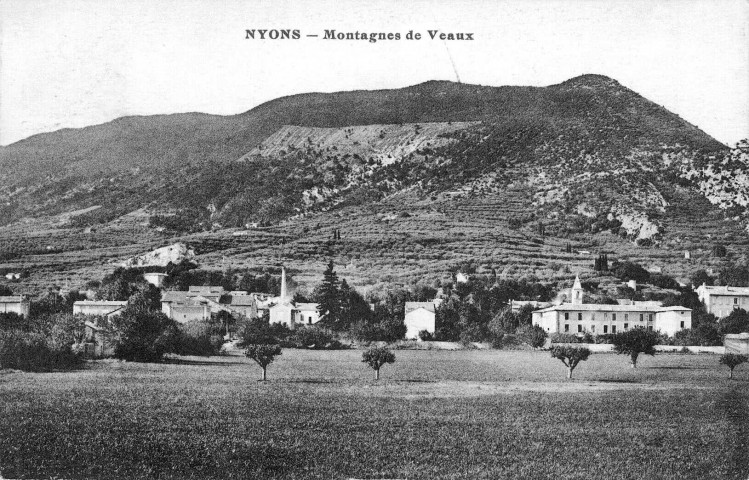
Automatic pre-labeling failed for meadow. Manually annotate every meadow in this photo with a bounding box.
[1,350,747,479]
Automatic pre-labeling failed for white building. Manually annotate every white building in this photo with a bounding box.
[696,284,749,318]
[296,303,321,326]
[404,299,443,340]
[532,276,691,336]
[269,301,296,327]
[143,272,168,288]
[0,295,30,317]
[267,267,320,329]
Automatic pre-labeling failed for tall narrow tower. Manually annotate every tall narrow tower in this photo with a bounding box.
[280,266,287,301]
[571,275,583,305]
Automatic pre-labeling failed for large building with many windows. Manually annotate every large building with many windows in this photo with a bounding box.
[695,284,749,318]
[532,276,691,336]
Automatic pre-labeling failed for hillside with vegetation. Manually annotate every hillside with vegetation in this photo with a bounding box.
[0,75,747,294]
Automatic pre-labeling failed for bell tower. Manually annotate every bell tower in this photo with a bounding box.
[280,266,288,301]
[571,275,583,305]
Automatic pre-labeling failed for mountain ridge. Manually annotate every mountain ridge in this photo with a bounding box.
[0,75,746,294]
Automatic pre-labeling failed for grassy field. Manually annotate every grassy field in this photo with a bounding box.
[1,350,747,479]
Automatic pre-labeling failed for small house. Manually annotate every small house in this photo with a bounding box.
[143,272,168,288]
[0,295,30,317]
[404,299,443,340]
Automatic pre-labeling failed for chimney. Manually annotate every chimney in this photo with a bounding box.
[280,266,287,301]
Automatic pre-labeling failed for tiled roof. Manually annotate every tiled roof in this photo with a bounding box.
[699,285,749,296]
[405,302,437,314]
[188,285,225,294]
[221,295,256,306]
[74,300,128,306]
[162,291,192,303]
[0,296,28,303]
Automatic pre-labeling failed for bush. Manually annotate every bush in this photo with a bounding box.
[550,333,581,344]
[593,334,616,344]
[673,323,722,347]
[286,327,344,350]
[350,319,406,343]
[173,321,224,356]
[0,312,26,331]
[516,324,547,348]
[0,330,82,372]
[718,309,749,335]
[610,261,650,283]
[418,330,435,341]
[110,310,178,363]
[237,317,291,346]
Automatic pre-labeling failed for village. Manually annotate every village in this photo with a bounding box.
[2,238,749,362]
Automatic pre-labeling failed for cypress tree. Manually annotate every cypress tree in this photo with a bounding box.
[317,260,341,328]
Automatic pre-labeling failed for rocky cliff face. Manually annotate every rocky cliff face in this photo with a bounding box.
[122,243,195,268]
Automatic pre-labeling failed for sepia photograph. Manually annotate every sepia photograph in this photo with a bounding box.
[0,0,747,478]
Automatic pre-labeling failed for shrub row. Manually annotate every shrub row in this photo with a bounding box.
[0,330,82,372]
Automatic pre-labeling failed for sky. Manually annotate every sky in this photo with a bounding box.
[0,0,747,146]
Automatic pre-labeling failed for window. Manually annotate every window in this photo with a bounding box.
[591,325,596,333]
[308,317,312,325]
[624,323,629,330]
[624,314,629,321]
[639,314,644,322]
[734,298,738,305]
[564,312,569,320]
[612,325,617,334]
[603,325,608,334]
[578,312,583,321]
[647,326,653,331]
[612,313,617,321]
[577,325,582,333]
[648,314,653,322]
[680,321,685,328]
[564,324,570,332]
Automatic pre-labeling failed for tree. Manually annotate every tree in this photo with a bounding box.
[718,309,749,335]
[594,253,609,272]
[339,279,372,329]
[719,353,748,379]
[612,327,659,368]
[237,314,290,346]
[690,269,713,287]
[362,347,395,380]
[245,344,282,381]
[610,261,650,283]
[317,261,341,328]
[435,298,461,341]
[110,308,178,362]
[550,346,591,379]
[517,324,547,349]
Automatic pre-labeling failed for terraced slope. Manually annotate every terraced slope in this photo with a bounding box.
[0,75,746,296]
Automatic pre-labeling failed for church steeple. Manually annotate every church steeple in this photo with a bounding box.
[571,275,583,305]
[280,266,288,301]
